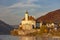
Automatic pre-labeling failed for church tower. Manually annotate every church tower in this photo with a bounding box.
[25,10,29,21]
[20,10,36,30]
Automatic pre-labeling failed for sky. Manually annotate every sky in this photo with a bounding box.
[0,0,60,25]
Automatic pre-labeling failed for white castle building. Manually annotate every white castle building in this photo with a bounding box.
[19,11,36,30]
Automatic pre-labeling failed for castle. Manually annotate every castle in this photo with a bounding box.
[11,11,38,35]
[19,11,36,30]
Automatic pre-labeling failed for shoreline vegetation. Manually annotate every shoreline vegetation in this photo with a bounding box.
[10,25,60,37]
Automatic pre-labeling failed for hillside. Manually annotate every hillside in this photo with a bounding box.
[0,20,13,34]
[36,9,60,24]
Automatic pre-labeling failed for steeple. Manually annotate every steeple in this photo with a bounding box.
[26,10,28,14]
[25,10,29,21]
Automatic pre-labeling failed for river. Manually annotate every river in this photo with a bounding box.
[0,35,60,40]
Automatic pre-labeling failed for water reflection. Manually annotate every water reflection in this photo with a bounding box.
[19,36,48,40]
[19,36,56,40]
[1,35,60,40]
[19,36,60,40]
[19,36,36,40]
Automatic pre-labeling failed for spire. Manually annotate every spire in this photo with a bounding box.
[25,10,29,21]
[26,10,28,14]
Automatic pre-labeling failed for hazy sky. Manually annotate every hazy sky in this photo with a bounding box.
[0,0,60,25]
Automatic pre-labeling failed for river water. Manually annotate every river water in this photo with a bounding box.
[0,35,60,40]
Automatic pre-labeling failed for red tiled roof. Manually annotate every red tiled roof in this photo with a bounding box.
[22,16,36,21]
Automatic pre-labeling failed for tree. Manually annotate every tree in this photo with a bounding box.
[39,25,48,35]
